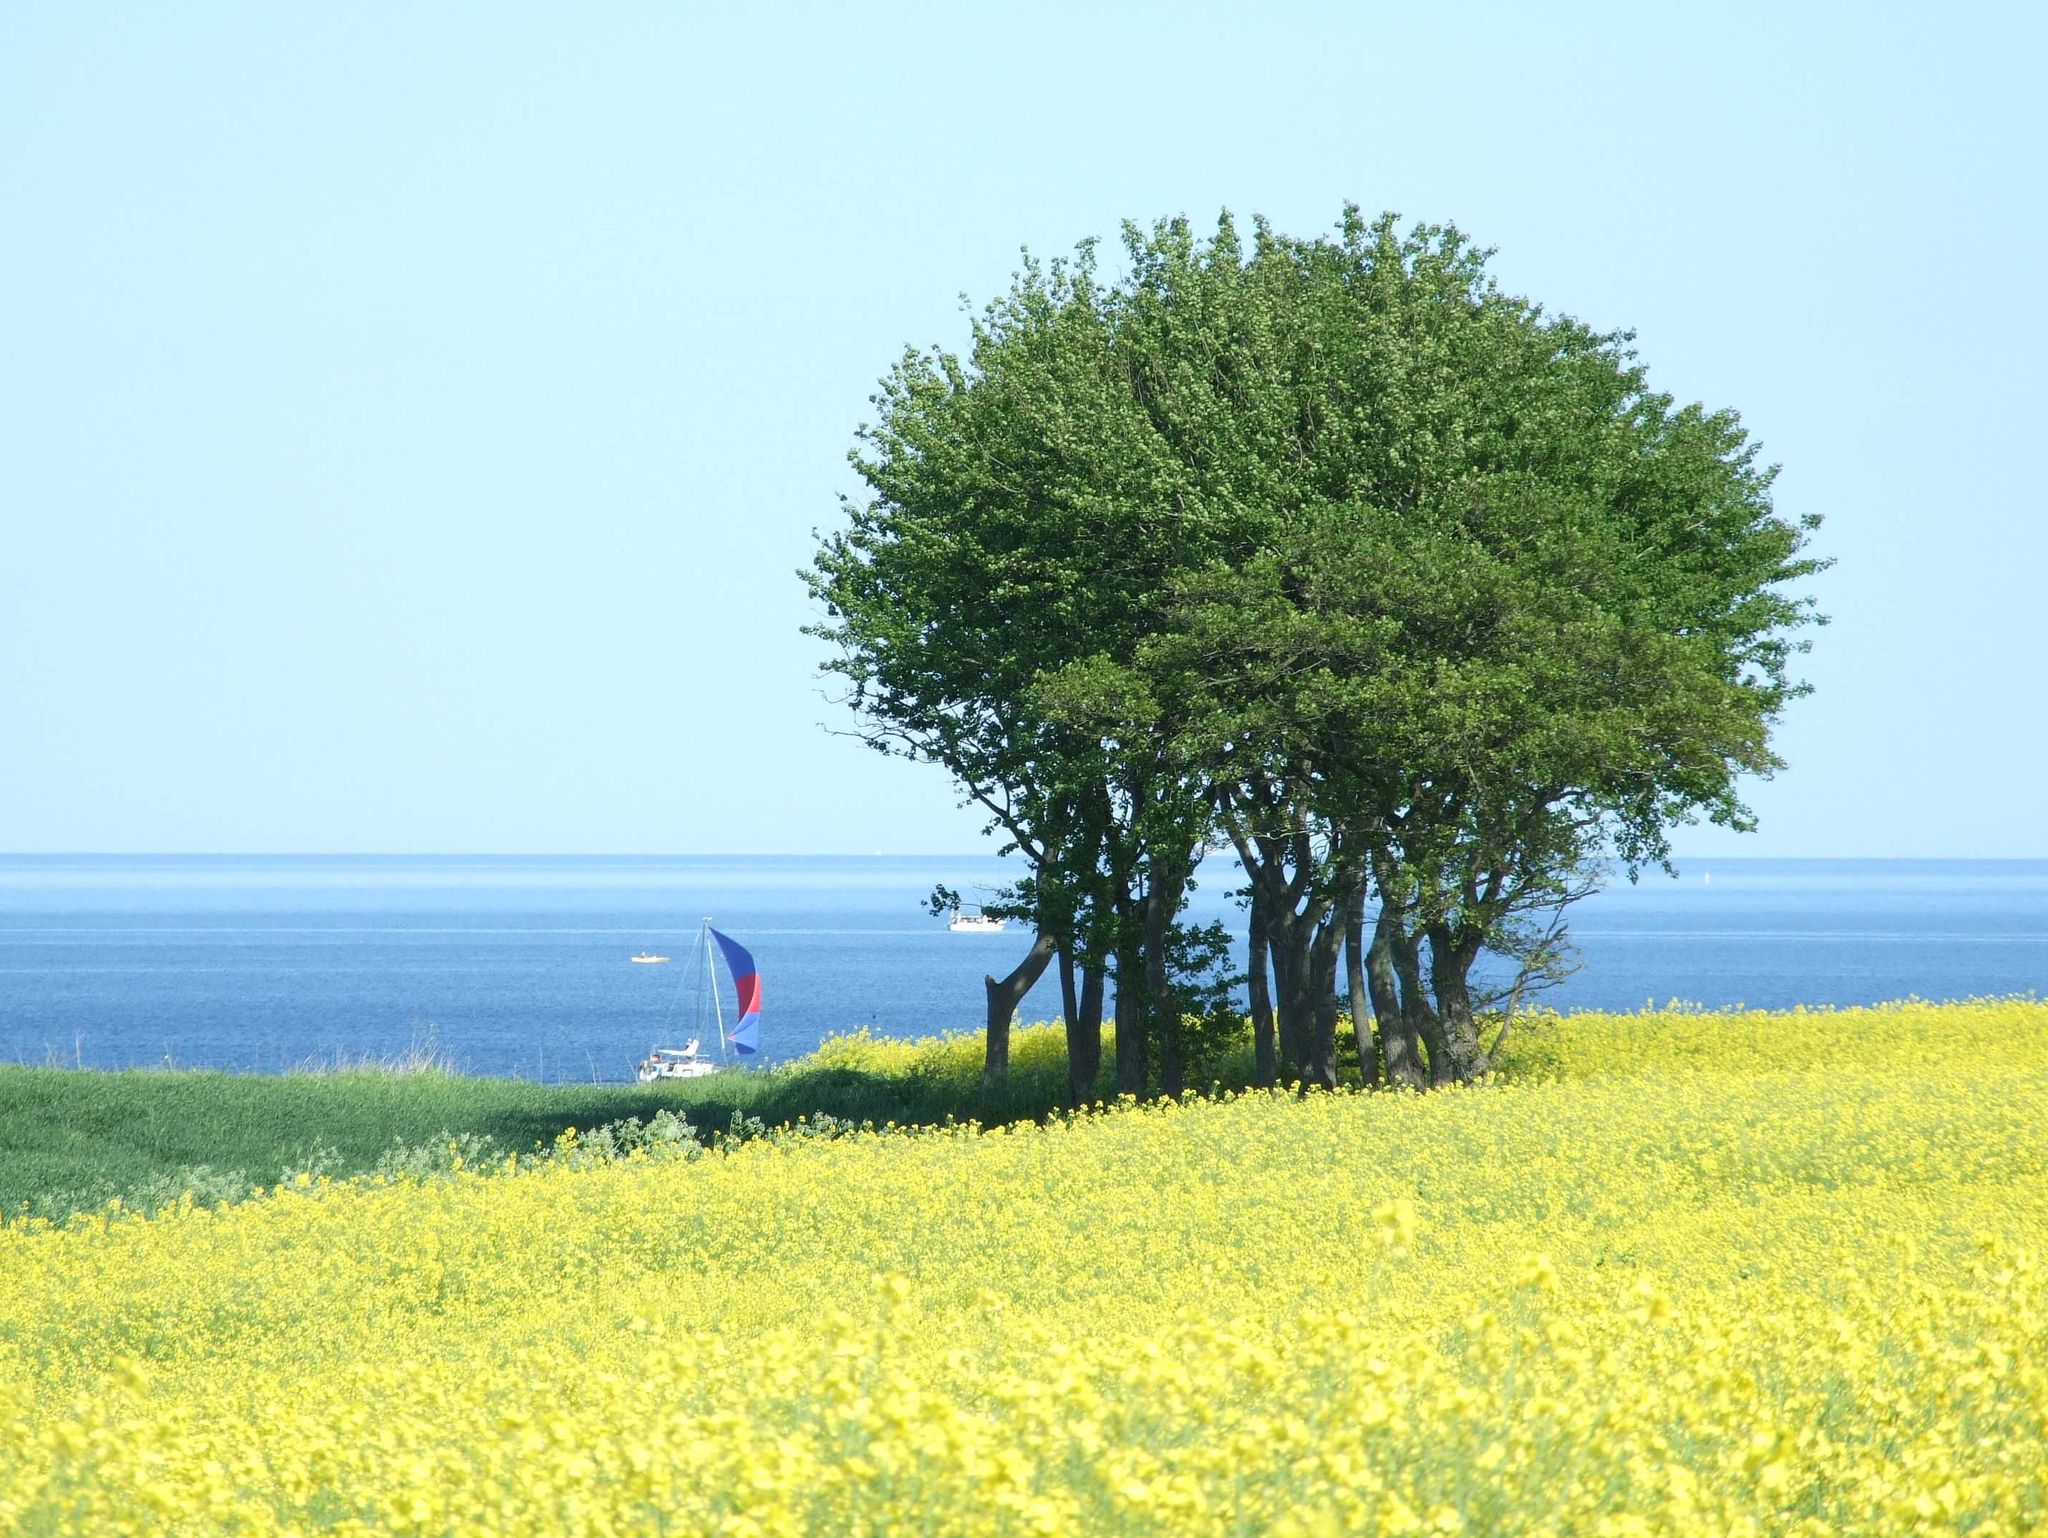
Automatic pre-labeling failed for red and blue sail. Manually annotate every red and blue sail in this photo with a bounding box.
[708,927,761,1055]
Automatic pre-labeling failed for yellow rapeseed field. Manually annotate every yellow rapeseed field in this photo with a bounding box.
[2,1000,2044,1535]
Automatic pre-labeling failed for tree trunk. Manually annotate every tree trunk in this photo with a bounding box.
[1304,920,1343,1091]
[1391,925,1451,1086]
[983,929,1058,1094]
[1058,947,1079,1036]
[1113,942,1147,1097]
[1068,963,1104,1103]
[1267,919,1311,1083]
[1368,906,1427,1089]
[1344,880,1380,1088]
[1155,999,1184,1097]
[1247,894,1277,1089]
[1425,923,1491,1084]
[1143,856,1184,1099]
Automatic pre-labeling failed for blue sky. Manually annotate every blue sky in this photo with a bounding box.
[2,2,2040,856]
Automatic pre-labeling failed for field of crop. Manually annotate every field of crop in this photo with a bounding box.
[3,1000,2044,1535]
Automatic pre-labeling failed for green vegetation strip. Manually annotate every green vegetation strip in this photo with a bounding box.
[6,999,2032,1223]
[0,1027,1087,1221]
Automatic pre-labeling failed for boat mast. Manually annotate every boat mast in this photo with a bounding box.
[705,918,728,1061]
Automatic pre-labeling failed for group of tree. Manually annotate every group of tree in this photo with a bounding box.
[808,207,1822,1100]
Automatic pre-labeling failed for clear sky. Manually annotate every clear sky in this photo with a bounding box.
[2,2,2041,857]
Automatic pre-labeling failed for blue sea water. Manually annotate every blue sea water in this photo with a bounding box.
[0,855,2042,1082]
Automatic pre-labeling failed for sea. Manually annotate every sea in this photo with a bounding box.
[0,855,2042,1083]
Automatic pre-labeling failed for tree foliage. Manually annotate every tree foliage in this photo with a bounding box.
[809,207,1823,1092]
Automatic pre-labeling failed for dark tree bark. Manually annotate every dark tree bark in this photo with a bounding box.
[1425,922,1491,1084]
[1267,927,1309,1081]
[1221,791,1358,1092]
[1247,890,1277,1089]
[1390,925,1450,1085]
[1113,941,1147,1096]
[982,929,1058,1093]
[1143,852,1188,1098]
[1058,947,1079,1037]
[1304,921,1344,1090]
[1344,879,1380,1088]
[1104,772,1150,1100]
[1068,963,1105,1103]
[1269,921,1341,1090]
[1368,905,1427,1088]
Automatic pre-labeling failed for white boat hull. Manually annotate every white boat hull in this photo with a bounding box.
[637,1059,718,1082]
[636,1040,719,1081]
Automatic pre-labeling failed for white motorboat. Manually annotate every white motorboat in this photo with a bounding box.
[947,906,1006,933]
[630,952,671,964]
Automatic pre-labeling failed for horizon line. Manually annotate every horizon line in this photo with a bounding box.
[3,850,2045,863]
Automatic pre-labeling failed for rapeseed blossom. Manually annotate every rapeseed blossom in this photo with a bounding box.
[1,999,2043,1534]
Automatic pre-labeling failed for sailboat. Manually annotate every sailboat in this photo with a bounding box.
[635,921,761,1082]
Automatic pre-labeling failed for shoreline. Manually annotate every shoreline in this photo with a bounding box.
[4,989,2038,1086]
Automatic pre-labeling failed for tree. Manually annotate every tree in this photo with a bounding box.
[1127,210,1822,1083]
[811,208,1822,1091]
[806,247,1217,1102]
[926,883,1059,1094]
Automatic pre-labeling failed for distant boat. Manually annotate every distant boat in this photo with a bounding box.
[630,952,670,964]
[636,1040,716,1080]
[635,920,761,1081]
[948,906,1006,933]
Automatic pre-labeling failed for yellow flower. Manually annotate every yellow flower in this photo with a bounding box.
[0,1000,2040,1535]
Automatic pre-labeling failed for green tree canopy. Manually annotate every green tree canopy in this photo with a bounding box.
[810,206,1822,1092]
